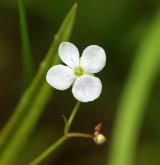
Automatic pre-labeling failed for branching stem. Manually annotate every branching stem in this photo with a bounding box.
[29,101,93,165]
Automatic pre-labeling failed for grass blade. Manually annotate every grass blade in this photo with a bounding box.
[19,0,34,84]
[0,4,77,164]
[108,10,160,165]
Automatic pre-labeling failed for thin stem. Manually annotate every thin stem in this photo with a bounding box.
[29,132,92,165]
[29,101,86,165]
[68,132,93,138]
[64,101,80,134]
[29,136,67,165]
[19,0,34,84]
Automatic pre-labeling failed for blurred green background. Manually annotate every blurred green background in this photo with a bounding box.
[0,0,160,164]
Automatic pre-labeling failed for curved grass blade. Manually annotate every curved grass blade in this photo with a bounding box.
[108,9,160,165]
[0,4,77,164]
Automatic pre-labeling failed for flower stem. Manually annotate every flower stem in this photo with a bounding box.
[29,132,93,165]
[29,101,90,165]
[64,101,80,134]
[29,136,67,165]
[68,132,93,138]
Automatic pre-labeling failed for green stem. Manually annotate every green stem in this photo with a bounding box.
[19,0,34,84]
[29,102,91,165]
[108,9,160,165]
[29,136,67,165]
[29,132,93,165]
[64,101,80,134]
[68,132,93,138]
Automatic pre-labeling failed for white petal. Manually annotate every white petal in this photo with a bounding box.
[80,45,106,73]
[58,42,80,68]
[72,74,102,102]
[46,65,75,90]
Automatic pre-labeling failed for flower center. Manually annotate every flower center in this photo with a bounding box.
[74,67,84,76]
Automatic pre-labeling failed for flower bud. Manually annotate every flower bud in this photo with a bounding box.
[93,133,106,145]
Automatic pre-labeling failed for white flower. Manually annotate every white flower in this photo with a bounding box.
[46,42,106,102]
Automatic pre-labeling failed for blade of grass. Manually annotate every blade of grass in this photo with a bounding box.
[0,4,77,164]
[19,0,34,84]
[108,10,160,165]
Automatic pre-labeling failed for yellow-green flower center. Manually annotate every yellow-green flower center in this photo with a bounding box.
[74,67,84,76]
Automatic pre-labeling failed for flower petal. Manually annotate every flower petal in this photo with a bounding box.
[58,42,80,68]
[80,45,106,73]
[46,65,75,90]
[72,74,102,102]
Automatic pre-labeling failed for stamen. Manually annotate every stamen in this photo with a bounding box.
[74,67,84,76]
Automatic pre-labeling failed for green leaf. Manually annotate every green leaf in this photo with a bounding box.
[19,0,34,84]
[108,9,160,165]
[0,3,77,164]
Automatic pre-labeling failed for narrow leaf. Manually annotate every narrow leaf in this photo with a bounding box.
[0,4,77,164]
[108,9,160,165]
[19,0,34,84]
